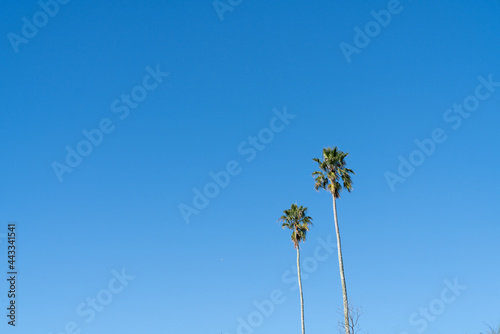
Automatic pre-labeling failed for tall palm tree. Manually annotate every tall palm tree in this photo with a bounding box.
[312,147,354,334]
[279,204,312,334]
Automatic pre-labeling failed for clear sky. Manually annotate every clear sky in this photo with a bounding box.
[1,0,499,333]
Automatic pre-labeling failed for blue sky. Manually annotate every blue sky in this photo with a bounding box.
[1,0,499,333]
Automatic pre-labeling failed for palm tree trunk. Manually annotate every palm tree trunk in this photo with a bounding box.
[296,246,305,334]
[332,195,350,334]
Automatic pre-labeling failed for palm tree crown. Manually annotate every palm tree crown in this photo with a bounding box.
[279,204,312,249]
[312,146,354,198]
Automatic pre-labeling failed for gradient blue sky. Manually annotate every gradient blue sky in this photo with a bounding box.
[1,0,499,333]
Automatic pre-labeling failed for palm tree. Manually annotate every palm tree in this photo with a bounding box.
[279,203,312,334]
[312,146,354,334]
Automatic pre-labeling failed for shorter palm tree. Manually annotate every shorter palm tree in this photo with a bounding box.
[279,204,313,334]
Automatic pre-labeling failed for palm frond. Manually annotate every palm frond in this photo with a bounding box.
[278,203,313,248]
[312,146,355,198]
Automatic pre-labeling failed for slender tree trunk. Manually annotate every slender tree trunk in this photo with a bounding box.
[296,246,305,334]
[332,195,350,334]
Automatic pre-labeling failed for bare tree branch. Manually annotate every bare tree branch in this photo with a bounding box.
[480,324,500,334]
[337,305,366,334]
